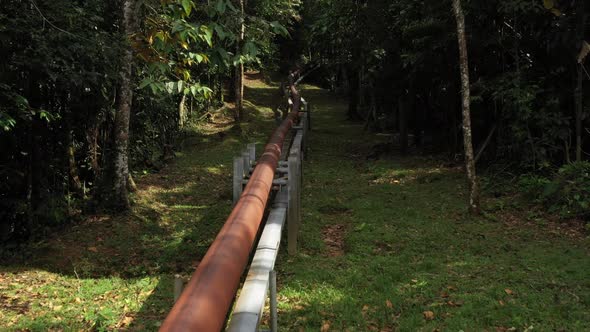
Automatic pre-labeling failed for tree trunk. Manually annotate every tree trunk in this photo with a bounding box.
[179,94,187,129]
[452,0,480,214]
[575,0,586,162]
[576,66,583,162]
[398,96,408,155]
[66,119,83,196]
[347,67,361,120]
[61,94,83,197]
[448,83,459,154]
[363,83,377,131]
[235,0,245,121]
[87,120,101,181]
[99,0,135,210]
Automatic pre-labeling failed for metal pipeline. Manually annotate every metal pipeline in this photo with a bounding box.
[159,86,302,332]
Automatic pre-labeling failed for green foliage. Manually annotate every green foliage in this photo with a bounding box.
[516,162,590,219]
[517,174,551,201]
[0,0,123,240]
[0,111,16,131]
[542,162,590,219]
[301,0,589,170]
[0,0,297,241]
[139,1,231,98]
[138,0,293,98]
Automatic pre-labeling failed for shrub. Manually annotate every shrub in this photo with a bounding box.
[541,162,590,219]
[517,174,551,201]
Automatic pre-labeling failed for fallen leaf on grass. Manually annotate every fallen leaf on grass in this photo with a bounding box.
[504,288,514,295]
[321,321,331,332]
[498,300,505,306]
[386,299,393,308]
[423,311,435,320]
[446,300,463,307]
[120,315,134,327]
[496,327,517,332]
[293,304,305,311]
[88,247,98,252]
[361,304,370,318]
[320,310,336,318]
[366,320,379,331]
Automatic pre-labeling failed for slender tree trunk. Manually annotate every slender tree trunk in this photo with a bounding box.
[448,82,459,154]
[575,66,583,161]
[235,0,245,121]
[347,67,361,120]
[87,121,101,181]
[179,94,187,129]
[407,83,416,147]
[398,97,408,155]
[575,0,586,162]
[99,0,135,210]
[452,0,480,214]
[65,110,82,196]
[215,73,223,103]
[60,95,83,196]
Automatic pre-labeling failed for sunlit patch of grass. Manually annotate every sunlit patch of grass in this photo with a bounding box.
[0,73,285,331]
[169,204,208,210]
[298,84,323,91]
[205,166,223,175]
[0,269,166,331]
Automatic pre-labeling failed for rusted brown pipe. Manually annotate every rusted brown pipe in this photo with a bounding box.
[159,87,301,332]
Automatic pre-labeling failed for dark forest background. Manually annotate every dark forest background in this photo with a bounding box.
[1,0,589,245]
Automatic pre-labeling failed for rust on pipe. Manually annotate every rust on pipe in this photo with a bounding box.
[159,85,302,332]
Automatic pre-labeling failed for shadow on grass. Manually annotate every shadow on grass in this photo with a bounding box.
[0,158,237,329]
[269,84,590,332]
[2,78,589,331]
[0,78,290,330]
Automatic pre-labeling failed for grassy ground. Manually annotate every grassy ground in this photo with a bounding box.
[1,75,589,331]
[0,73,281,331]
[274,87,590,331]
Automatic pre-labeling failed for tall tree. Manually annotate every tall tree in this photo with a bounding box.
[575,0,586,162]
[235,0,245,121]
[452,0,480,214]
[100,0,136,210]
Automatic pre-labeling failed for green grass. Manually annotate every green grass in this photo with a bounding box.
[1,75,589,331]
[273,87,590,331]
[0,73,281,331]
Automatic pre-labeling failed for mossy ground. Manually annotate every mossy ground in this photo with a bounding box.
[1,74,589,331]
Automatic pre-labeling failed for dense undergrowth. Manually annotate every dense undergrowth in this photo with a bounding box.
[518,162,590,220]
